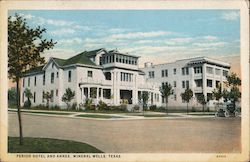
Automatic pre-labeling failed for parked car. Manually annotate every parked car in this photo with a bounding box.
[215,103,240,117]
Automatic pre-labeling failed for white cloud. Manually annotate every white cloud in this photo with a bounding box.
[203,35,218,41]
[57,38,83,45]
[19,13,34,19]
[109,31,173,40]
[221,11,240,21]
[193,42,226,47]
[50,28,76,36]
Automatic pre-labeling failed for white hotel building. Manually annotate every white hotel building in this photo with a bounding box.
[141,57,230,108]
[20,48,161,108]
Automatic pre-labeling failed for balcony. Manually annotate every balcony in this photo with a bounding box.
[79,78,112,86]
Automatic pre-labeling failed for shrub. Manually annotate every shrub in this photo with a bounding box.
[71,102,77,110]
[191,107,196,112]
[84,99,95,110]
[23,100,31,108]
[51,104,60,110]
[98,100,109,111]
[149,105,157,111]
[133,105,140,111]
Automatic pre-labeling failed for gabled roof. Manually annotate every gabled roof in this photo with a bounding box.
[63,51,96,66]
[85,48,106,57]
[23,65,44,76]
[53,58,66,66]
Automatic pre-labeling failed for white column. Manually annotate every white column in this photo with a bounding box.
[88,87,90,98]
[202,63,207,100]
[97,87,99,100]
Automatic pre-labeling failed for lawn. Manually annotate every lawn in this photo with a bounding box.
[8,110,74,115]
[8,137,103,153]
[188,113,215,116]
[76,114,123,119]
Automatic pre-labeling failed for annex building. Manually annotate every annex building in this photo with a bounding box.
[141,57,230,108]
[20,48,161,108]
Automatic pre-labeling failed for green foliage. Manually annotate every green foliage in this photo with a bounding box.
[8,14,56,81]
[24,88,33,108]
[181,88,193,113]
[71,102,78,110]
[226,73,241,86]
[84,99,94,110]
[181,88,193,103]
[8,14,56,145]
[160,83,174,104]
[212,83,223,101]
[133,105,140,111]
[98,100,109,111]
[196,94,207,112]
[149,105,157,111]
[62,88,75,109]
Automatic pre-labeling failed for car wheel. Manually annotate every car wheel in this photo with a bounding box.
[234,112,239,117]
[224,111,229,117]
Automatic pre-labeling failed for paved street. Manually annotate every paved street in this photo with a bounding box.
[8,112,241,153]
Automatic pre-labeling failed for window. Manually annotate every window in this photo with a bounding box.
[182,68,185,75]
[56,89,58,97]
[186,67,189,75]
[207,79,213,87]
[174,81,176,87]
[87,71,93,77]
[195,79,202,87]
[206,67,213,74]
[43,74,45,85]
[161,70,164,77]
[174,94,177,101]
[186,80,189,89]
[33,92,36,103]
[165,69,168,77]
[51,90,54,102]
[103,89,111,99]
[215,68,221,75]
[121,72,132,82]
[23,78,25,87]
[51,72,54,84]
[149,71,155,78]
[28,78,30,87]
[223,70,228,76]
[56,72,59,78]
[104,72,111,80]
[194,66,203,74]
[34,76,36,86]
[173,68,176,75]
[22,92,24,103]
[68,71,71,82]
[216,81,220,88]
[182,81,185,88]
[42,91,45,103]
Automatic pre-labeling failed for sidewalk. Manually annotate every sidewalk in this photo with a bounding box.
[8,108,216,120]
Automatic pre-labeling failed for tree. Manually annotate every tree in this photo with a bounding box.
[224,73,241,109]
[212,83,223,101]
[160,83,174,114]
[142,91,149,115]
[181,88,193,114]
[8,14,56,145]
[24,88,33,108]
[43,91,53,108]
[196,94,207,113]
[62,88,75,109]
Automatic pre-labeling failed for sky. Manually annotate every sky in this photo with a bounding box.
[8,10,240,71]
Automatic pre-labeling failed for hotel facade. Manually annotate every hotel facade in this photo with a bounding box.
[20,48,231,109]
[20,48,161,109]
[141,57,230,108]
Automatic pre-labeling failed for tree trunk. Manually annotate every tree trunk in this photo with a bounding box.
[187,103,189,114]
[202,105,204,114]
[16,79,23,145]
[166,97,168,115]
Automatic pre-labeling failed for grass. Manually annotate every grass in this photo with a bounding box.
[76,114,123,119]
[8,109,74,115]
[8,137,103,153]
[143,114,180,117]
